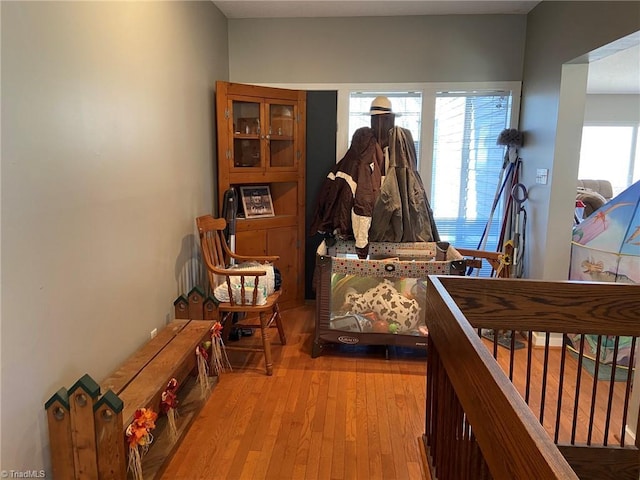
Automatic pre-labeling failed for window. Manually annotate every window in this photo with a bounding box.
[342,85,519,276]
[430,91,514,270]
[348,91,422,162]
[579,125,640,196]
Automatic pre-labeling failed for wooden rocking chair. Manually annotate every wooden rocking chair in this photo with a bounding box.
[196,214,286,375]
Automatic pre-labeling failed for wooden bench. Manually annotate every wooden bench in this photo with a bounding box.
[46,318,215,480]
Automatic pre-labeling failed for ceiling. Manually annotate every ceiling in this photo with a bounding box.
[214,1,639,94]
[587,44,640,95]
[213,1,541,18]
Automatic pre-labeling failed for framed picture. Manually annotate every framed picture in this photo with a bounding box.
[240,185,275,218]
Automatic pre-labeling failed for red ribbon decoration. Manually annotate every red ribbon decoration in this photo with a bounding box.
[211,321,223,339]
[160,378,179,414]
[196,345,209,362]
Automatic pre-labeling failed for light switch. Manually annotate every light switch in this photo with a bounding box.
[536,168,548,185]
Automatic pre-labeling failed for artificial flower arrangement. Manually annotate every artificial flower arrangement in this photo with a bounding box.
[125,407,158,480]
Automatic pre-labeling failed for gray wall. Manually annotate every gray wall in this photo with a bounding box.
[228,15,527,83]
[228,7,640,283]
[519,1,640,280]
[1,1,228,472]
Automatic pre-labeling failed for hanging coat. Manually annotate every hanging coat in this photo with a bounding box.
[369,126,440,243]
[310,127,384,250]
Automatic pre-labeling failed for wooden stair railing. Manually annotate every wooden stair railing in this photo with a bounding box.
[424,276,640,480]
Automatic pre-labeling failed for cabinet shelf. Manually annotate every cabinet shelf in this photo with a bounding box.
[231,134,293,142]
[234,133,260,140]
[271,136,293,141]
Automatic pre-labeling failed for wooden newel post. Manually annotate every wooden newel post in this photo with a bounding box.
[174,295,189,320]
[94,390,126,480]
[68,374,101,480]
[45,387,76,480]
[188,287,205,320]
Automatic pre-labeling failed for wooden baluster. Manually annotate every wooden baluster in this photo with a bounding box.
[453,394,463,480]
[492,331,498,359]
[444,375,454,479]
[469,430,479,478]
[508,329,516,381]
[604,336,621,446]
[461,417,471,480]
[540,331,551,425]
[525,331,533,404]
[571,335,586,445]
[554,334,568,443]
[620,336,636,447]
[587,335,603,445]
[434,353,443,475]
[425,335,434,443]
[480,453,492,480]
[45,387,75,479]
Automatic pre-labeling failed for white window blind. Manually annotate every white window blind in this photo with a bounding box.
[348,91,422,163]
[431,91,513,274]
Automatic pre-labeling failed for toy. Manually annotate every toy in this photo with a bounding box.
[343,279,420,333]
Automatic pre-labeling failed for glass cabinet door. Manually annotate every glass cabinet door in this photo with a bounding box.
[267,103,295,168]
[231,100,262,168]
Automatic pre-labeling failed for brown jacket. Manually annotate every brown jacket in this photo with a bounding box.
[310,127,384,248]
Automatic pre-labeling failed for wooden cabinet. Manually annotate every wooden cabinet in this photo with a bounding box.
[215,81,306,309]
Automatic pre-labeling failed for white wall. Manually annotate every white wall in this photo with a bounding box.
[1,1,227,472]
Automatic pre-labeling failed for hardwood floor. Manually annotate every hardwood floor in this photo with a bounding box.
[481,333,629,447]
[161,304,431,480]
[161,304,631,479]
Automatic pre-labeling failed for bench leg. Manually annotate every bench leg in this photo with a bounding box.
[259,311,273,376]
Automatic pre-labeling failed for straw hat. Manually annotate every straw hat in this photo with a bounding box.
[369,96,393,115]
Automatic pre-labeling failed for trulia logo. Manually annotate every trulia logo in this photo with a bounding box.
[337,335,359,345]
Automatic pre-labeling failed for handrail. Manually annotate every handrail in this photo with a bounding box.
[426,276,640,480]
[435,277,640,336]
[425,275,579,479]
[424,276,640,478]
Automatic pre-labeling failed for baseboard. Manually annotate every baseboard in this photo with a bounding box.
[625,425,636,444]
[531,331,564,348]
